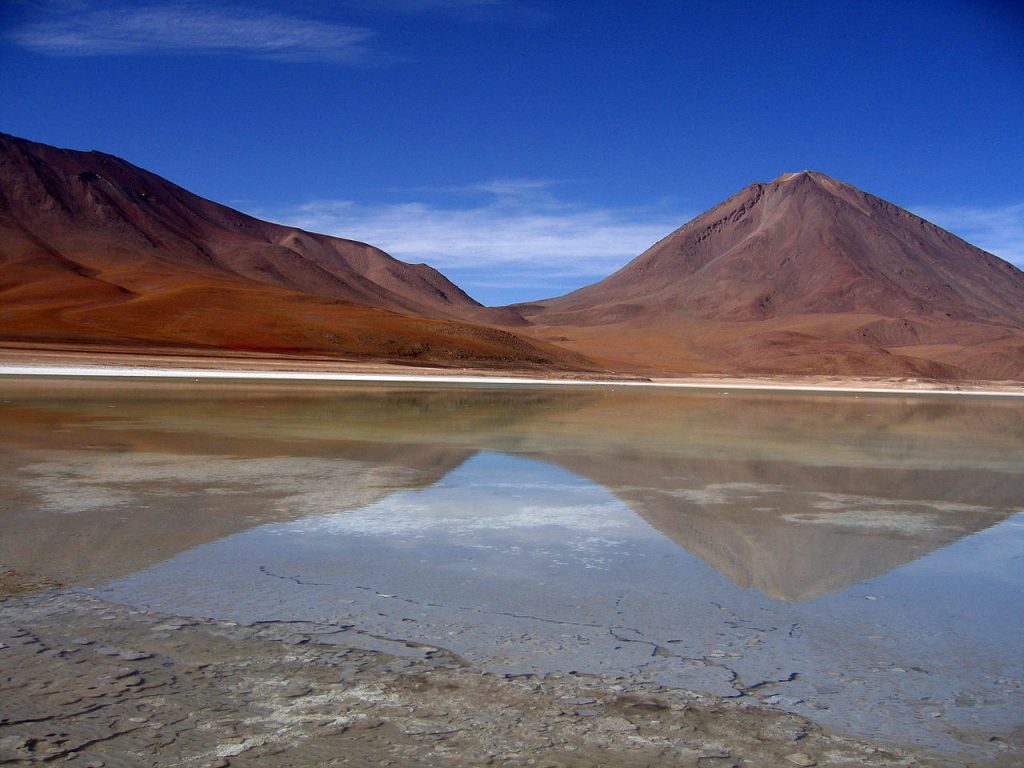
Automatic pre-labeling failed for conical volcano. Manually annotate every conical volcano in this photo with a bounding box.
[514,172,1024,379]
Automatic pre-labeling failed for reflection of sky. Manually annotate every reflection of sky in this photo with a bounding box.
[902,516,1024,586]
[825,512,1024,648]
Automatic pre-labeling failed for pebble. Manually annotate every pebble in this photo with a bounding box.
[402,723,460,736]
[785,753,816,767]
[597,716,636,733]
[120,650,153,661]
[559,697,596,705]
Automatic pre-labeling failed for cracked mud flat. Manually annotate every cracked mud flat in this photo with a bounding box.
[4,589,1015,768]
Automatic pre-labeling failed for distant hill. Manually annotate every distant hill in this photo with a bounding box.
[0,132,577,369]
[512,171,1024,380]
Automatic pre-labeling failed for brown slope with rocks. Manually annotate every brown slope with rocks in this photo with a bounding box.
[0,132,578,368]
[512,171,1024,380]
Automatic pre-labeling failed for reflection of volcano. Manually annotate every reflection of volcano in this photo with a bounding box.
[551,454,1016,601]
[1,380,1021,599]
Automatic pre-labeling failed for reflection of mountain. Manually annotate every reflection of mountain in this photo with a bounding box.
[0,393,475,586]
[1,380,1021,598]
[551,454,1015,600]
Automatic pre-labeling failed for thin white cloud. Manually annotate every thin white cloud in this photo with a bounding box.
[341,0,549,21]
[912,202,1024,269]
[267,181,688,282]
[346,0,505,11]
[6,2,374,62]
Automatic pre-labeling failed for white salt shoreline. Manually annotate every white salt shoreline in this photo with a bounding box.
[1,363,1023,398]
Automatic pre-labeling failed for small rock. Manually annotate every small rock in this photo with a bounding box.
[281,683,311,698]
[120,651,153,661]
[785,753,816,767]
[402,722,459,736]
[697,757,738,768]
[597,716,636,733]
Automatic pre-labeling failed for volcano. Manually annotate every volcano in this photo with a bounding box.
[0,132,579,369]
[513,171,1024,380]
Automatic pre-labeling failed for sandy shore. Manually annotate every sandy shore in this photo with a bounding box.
[1,347,1022,397]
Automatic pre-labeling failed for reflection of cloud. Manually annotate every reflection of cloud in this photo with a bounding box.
[21,452,415,515]
[912,202,1024,268]
[286,453,655,540]
[293,497,632,536]
[6,2,374,62]
[341,0,550,22]
[264,180,689,303]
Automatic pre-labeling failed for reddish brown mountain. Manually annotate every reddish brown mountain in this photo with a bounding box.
[513,171,1024,380]
[0,132,571,368]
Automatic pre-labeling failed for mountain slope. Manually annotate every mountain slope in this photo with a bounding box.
[513,172,1024,379]
[0,132,581,368]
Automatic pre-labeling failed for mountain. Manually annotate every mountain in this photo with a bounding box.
[0,132,577,369]
[4,134,1021,380]
[512,171,1024,380]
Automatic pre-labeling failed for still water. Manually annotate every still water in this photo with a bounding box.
[1,379,1022,754]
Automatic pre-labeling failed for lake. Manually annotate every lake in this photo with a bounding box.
[1,377,1022,758]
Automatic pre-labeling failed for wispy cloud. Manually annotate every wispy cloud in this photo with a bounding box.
[6,2,375,62]
[345,0,505,11]
[912,202,1024,269]
[261,180,689,304]
[340,0,548,21]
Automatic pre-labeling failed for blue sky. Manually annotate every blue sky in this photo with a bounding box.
[1,0,1022,305]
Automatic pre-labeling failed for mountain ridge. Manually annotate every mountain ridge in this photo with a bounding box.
[0,131,581,369]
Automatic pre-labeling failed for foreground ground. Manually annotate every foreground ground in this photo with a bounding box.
[4,583,1019,768]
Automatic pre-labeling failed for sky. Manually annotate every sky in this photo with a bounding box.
[1,0,1023,306]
